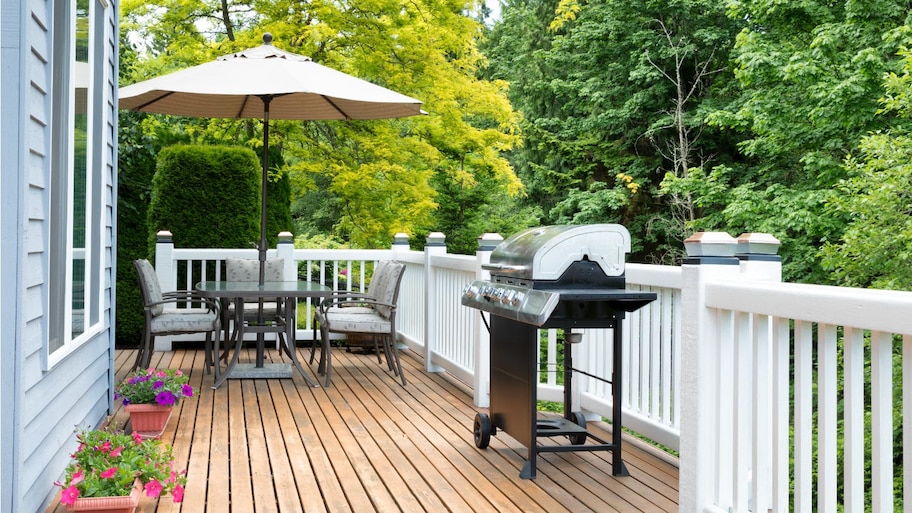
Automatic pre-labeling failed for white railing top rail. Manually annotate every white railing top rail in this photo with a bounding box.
[707,278,912,334]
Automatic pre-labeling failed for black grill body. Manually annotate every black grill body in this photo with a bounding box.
[462,224,656,480]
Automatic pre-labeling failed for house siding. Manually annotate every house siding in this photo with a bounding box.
[1,0,119,512]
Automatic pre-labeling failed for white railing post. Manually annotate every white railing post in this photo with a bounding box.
[277,231,295,280]
[154,230,176,351]
[424,232,447,373]
[392,232,410,258]
[679,232,740,513]
[472,233,502,407]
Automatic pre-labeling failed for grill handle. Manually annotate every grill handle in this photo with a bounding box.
[481,263,528,272]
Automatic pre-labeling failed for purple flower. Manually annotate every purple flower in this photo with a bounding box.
[152,380,165,390]
[181,384,194,398]
[155,390,177,406]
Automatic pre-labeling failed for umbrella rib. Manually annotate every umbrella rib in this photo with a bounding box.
[132,91,176,111]
[322,96,352,120]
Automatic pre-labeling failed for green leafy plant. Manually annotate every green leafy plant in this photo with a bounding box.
[55,426,187,504]
[114,368,194,406]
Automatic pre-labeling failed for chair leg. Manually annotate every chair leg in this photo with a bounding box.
[133,336,146,371]
[136,334,154,370]
[378,336,394,371]
[317,324,333,387]
[386,335,407,386]
[310,313,320,365]
[204,333,213,375]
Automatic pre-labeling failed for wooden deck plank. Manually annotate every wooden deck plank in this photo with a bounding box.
[337,353,544,512]
[321,363,445,513]
[44,347,679,513]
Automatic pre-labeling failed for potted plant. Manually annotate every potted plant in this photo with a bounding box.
[114,368,195,438]
[55,427,187,512]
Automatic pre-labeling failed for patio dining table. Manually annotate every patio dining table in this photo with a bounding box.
[195,280,333,389]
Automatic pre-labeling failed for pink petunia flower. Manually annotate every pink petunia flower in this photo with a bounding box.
[60,486,80,505]
[109,445,123,457]
[144,479,164,498]
[132,431,143,445]
[100,467,118,479]
[172,484,185,502]
[70,469,85,486]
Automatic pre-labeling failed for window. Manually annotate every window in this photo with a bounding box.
[48,0,105,364]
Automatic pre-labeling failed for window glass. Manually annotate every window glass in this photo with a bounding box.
[71,0,89,338]
[49,0,100,359]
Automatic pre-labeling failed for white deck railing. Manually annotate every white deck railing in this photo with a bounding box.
[153,230,910,513]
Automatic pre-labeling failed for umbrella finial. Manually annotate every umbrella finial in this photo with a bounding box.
[263,33,273,45]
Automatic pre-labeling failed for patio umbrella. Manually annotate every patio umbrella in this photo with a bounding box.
[119,33,424,283]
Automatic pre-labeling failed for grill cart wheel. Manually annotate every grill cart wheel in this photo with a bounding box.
[568,411,587,445]
[474,413,493,448]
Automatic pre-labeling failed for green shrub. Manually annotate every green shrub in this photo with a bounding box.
[147,144,261,250]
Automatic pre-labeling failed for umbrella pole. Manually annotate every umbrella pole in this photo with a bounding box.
[255,96,272,368]
[258,96,272,286]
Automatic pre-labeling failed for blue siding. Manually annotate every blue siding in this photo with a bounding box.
[1,0,119,511]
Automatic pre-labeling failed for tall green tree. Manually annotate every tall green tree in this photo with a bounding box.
[699,0,912,282]
[120,0,524,249]
[486,0,740,260]
[822,47,912,290]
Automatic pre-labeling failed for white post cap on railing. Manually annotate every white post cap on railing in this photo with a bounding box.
[156,230,173,243]
[735,232,780,256]
[477,233,503,252]
[735,232,782,281]
[426,232,446,247]
[683,231,739,265]
[277,231,294,244]
[393,232,410,247]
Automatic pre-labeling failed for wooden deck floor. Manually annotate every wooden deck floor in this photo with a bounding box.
[47,345,678,513]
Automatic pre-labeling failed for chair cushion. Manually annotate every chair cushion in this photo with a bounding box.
[226,257,284,281]
[151,309,219,334]
[374,262,404,319]
[325,310,390,334]
[366,260,390,298]
[135,259,165,316]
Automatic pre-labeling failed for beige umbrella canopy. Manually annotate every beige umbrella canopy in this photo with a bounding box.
[120,33,424,282]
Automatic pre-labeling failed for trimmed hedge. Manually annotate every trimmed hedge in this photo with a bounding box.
[147,145,261,250]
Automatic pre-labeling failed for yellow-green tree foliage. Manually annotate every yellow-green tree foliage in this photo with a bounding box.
[121,0,522,248]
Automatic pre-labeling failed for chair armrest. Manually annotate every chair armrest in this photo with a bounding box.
[145,295,220,314]
[323,298,397,315]
[318,292,375,312]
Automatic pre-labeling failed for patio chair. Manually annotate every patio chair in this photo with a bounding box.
[314,260,407,387]
[310,260,391,362]
[133,259,221,373]
[223,257,286,353]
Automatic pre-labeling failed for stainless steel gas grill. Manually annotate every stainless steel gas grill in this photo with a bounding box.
[462,224,656,480]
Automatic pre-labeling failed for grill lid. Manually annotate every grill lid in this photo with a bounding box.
[482,224,631,281]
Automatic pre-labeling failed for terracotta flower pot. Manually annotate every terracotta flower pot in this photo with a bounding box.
[124,403,172,439]
[64,478,141,513]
